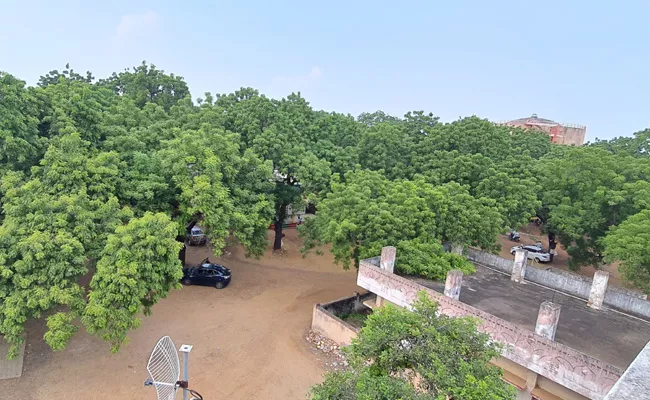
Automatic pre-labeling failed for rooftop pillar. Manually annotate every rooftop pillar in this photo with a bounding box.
[451,244,464,256]
[588,270,609,310]
[444,270,464,301]
[511,249,528,283]
[535,301,561,340]
[375,246,396,307]
[380,246,396,273]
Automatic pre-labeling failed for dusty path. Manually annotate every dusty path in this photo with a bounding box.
[0,229,359,400]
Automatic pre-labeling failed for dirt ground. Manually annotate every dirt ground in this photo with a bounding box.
[0,229,359,400]
[497,223,624,287]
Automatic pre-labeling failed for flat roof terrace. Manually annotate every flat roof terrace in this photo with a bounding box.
[412,265,650,369]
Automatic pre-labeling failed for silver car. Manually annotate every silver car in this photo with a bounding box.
[510,244,551,263]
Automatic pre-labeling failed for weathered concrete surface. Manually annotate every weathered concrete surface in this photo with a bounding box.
[451,244,464,256]
[589,271,610,310]
[312,293,375,346]
[312,305,359,346]
[604,340,650,399]
[0,340,25,380]
[359,262,623,399]
[380,246,396,272]
[376,247,396,307]
[414,266,650,370]
[512,249,528,283]
[443,269,463,300]
[535,301,561,340]
[467,248,650,319]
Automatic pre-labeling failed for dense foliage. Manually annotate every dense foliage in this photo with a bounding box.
[602,209,650,293]
[1,61,649,357]
[82,213,183,352]
[395,240,475,281]
[310,293,515,399]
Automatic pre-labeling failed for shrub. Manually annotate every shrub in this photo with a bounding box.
[395,239,475,280]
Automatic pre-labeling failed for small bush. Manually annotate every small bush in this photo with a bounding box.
[395,239,475,280]
[338,312,370,329]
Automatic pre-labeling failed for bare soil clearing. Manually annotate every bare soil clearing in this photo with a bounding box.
[0,229,359,400]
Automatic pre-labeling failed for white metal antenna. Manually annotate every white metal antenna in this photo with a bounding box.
[145,336,201,400]
[146,336,180,400]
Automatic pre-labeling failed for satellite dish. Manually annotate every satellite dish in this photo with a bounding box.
[144,336,202,400]
[146,336,180,400]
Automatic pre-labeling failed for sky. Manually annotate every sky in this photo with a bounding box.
[1,1,649,141]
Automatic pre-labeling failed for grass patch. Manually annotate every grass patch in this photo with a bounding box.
[337,310,372,329]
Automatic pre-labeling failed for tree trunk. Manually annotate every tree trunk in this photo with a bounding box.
[548,233,557,262]
[273,202,287,251]
[353,246,360,269]
[176,235,187,266]
[273,220,283,250]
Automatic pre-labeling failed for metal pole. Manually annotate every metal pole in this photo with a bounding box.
[183,352,188,400]
[179,344,193,400]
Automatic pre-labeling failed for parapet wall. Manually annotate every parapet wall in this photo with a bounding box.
[604,341,650,399]
[311,292,375,346]
[357,260,622,400]
[0,340,24,380]
[466,248,650,319]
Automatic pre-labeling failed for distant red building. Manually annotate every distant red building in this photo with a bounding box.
[497,114,586,146]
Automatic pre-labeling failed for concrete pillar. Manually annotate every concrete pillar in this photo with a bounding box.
[511,249,528,283]
[444,270,464,300]
[451,244,464,256]
[380,246,396,273]
[376,246,396,307]
[535,301,561,340]
[516,371,539,400]
[588,270,610,310]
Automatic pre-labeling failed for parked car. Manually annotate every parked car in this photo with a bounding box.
[181,258,231,289]
[188,226,207,246]
[510,245,551,263]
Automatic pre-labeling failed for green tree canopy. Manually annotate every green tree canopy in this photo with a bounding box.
[98,62,189,111]
[537,146,649,268]
[590,128,650,157]
[3,61,650,358]
[156,126,275,256]
[310,293,515,400]
[602,209,650,294]
[82,213,182,352]
[0,73,46,174]
[300,170,502,271]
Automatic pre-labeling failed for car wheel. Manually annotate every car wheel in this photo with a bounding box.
[215,281,226,289]
[182,278,192,285]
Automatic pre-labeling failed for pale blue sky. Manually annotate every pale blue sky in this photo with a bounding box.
[2,1,649,141]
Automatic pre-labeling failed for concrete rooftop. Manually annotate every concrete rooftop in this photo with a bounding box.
[412,265,650,369]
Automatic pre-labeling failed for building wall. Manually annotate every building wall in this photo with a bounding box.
[356,260,622,399]
[311,305,359,346]
[504,122,586,146]
[310,287,602,399]
[558,126,587,146]
[604,341,650,399]
[310,293,375,346]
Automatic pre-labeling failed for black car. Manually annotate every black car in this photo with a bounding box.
[181,258,231,289]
